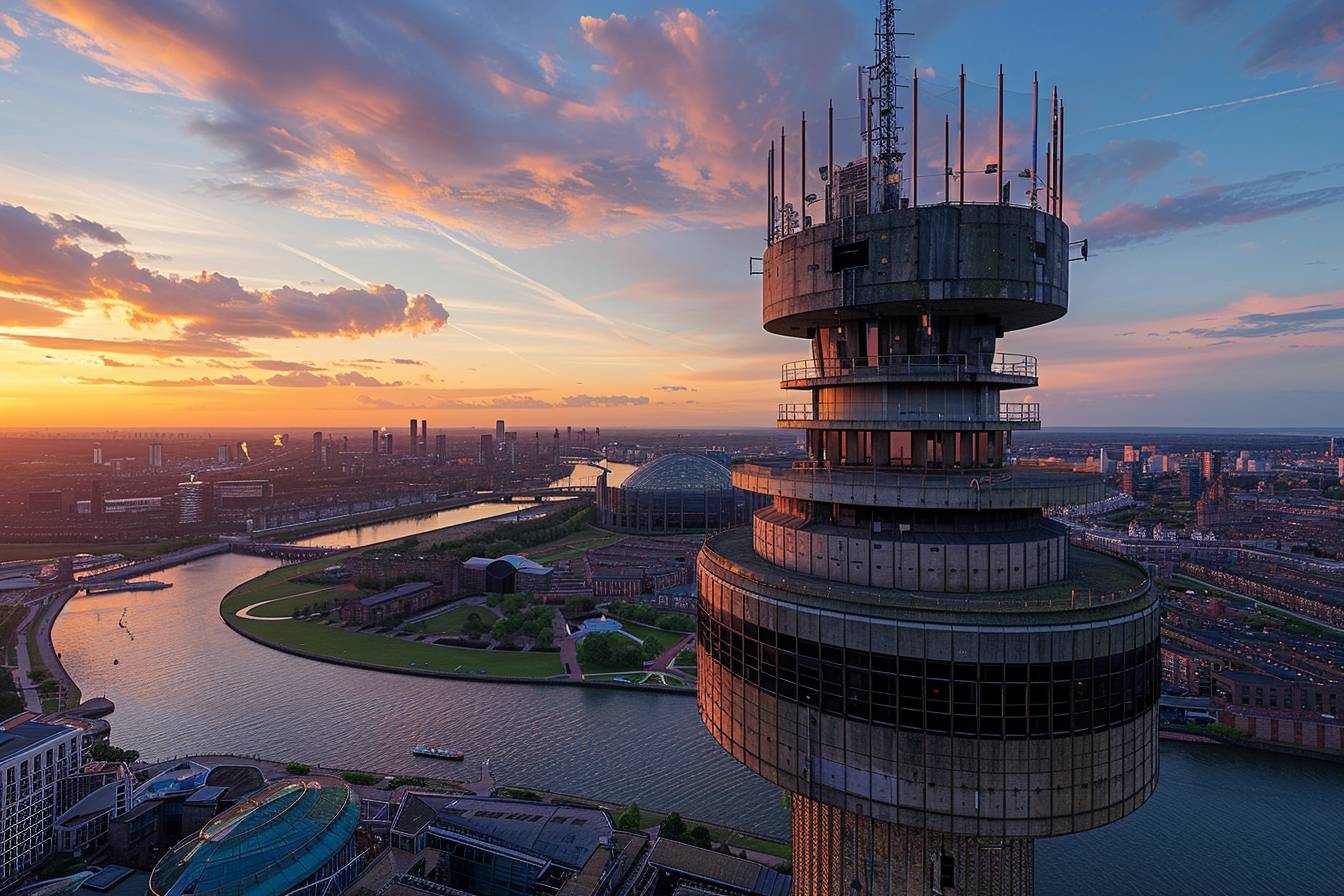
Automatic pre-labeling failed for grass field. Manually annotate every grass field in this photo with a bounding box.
[222,557,562,677]
[243,585,358,619]
[608,619,683,653]
[406,604,492,636]
[526,526,627,564]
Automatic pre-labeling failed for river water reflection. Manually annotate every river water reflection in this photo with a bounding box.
[49,477,1344,895]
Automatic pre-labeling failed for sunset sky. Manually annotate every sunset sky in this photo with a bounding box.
[1,0,1341,428]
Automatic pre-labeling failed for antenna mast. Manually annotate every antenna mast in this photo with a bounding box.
[871,0,911,212]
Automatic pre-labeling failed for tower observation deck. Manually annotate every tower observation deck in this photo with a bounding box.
[696,7,1159,895]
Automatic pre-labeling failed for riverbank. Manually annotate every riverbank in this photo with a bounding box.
[142,752,790,864]
[218,501,695,693]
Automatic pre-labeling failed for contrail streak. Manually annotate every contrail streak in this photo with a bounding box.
[278,243,371,288]
[277,242,552,373]
[1089,82,1335,132]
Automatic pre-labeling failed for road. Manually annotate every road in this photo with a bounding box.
[555,610,583,681]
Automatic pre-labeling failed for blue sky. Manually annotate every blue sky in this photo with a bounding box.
[0,0,1340,427]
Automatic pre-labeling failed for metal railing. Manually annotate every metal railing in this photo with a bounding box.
[777,401,1041,424]
[780,352,1037,384]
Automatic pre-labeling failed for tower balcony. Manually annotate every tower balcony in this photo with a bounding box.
[732,460,1105,510]
[779,352,1038,390]
[777,401,1041,431]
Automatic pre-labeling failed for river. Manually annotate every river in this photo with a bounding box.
[49,475,1344,896]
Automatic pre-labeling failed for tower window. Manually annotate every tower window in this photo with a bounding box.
[832,239,869,271]
[940,855,956,889]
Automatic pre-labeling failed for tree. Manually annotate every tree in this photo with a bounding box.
[533,628,555,650]
[614,803,643,832]
[686,825,714,849]
[659,812,687,841]
[491,617,517,643]
[91,741,141,763]
[461,612,486,640]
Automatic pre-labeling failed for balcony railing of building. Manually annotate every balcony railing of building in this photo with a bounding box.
[780,353,1037,386]
[777,401,1041,425]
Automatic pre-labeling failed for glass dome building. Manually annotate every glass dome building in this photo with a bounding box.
[148,778,361,896]
[596,452,766,533]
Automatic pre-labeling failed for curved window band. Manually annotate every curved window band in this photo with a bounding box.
[698,596,1158,739]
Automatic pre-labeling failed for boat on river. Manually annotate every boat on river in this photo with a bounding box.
[412,745,464,760]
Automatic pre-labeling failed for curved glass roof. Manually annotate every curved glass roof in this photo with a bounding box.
[623,453,732,492]
[149,779,359,896]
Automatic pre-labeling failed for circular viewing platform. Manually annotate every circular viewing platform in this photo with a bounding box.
[779,353,1038,390]
[776,401,1041,431]
[762,204,1070,337]
[733,460,1105,510]
[700,526,1152,620]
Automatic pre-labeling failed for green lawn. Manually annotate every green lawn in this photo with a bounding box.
[406,604,492,636]
[243,585,358,619]
[725,833,790,859]
[607,619,680,653]
[526,526,628,564]
[223,560,562,678]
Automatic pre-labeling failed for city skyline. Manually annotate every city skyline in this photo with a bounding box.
[1,0,1342,427]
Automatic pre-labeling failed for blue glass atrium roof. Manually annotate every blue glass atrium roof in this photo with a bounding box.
[148,779,358,896]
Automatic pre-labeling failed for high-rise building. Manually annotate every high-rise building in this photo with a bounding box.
[410,419,418,454]
[479,434,493,466]
[0,718,87,891]
[91,479,104,516]
[1123,444,1137,463]
[697,51,1158,895]
[1338,456,1343,481]
[383,432,393,454]
[217,444,230,464]
[312,431,323,466]
[495,419,506,444]
[1097,446,1109,474]
[92,444,103,465]
[435,433,447,461]
[1201,450,1224,485]
[177,477,211,524]
[148,442,164,469]
[420,419,428,457]
[372,429,380,453]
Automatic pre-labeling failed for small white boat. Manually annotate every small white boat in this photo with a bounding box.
[412,745,464,760]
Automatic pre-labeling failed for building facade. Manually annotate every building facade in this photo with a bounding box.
[0,718,86,889]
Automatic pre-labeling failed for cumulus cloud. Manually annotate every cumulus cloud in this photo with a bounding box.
[266,370,403,387]
[0,202,449,345]
[27,0,859,245]
[1085,169,1344,247]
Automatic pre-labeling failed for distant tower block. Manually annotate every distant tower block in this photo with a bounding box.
[696,14,1158,895]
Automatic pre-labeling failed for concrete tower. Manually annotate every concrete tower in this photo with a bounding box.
[696,21,1158,896]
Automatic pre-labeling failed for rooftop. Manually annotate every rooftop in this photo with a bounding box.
[148,778,359,896]
[623,453,733,492]
[404,794,613,870]
[0,719,74,764]
[648,839,790,896]
[358,581,434,607]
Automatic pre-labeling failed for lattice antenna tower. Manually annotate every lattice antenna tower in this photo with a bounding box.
[871,0,912,211]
